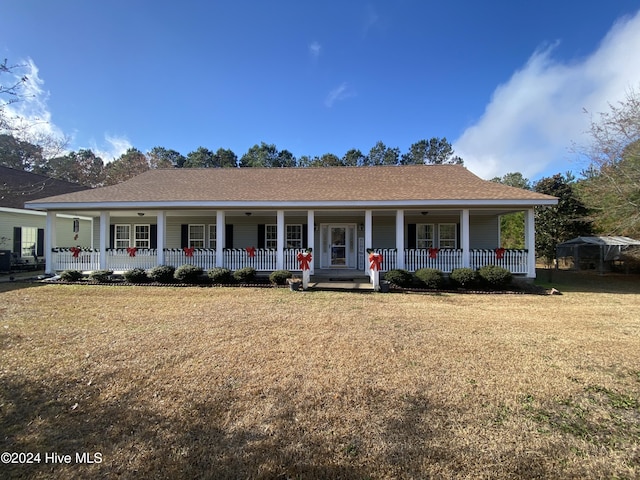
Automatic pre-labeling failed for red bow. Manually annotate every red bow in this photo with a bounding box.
[246,247,256,258]
[495,248,505,260]
[428,247,439,259]
[369,252,383,271]
[297,252,312,271]
[126,247,137,257]
[70,247,81,258]
[183,247,195,257]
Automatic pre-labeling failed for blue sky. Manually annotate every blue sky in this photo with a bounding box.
[2,1,640,181]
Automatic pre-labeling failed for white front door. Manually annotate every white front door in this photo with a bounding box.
[320,224,356,268]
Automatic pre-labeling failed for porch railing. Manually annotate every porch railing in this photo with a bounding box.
[469,249,528,274]
[404,248,463,272]
[52,248,101,272]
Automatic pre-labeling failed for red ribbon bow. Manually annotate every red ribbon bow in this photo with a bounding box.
[369,252,383,271]
[428,247,439,259]
[183,247,195,257]
[495,248,506,260]
[246,247,256,258]
[126,247,137,257]
[297,252,312,271]
[70,247,81,258]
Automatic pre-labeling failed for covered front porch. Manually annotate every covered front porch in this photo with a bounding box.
[44,207,537,278]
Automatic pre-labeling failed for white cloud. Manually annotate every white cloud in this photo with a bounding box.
[309,41,321,58]
[454,10,640,180]
[324,82,355,108]
[90,134,132,163]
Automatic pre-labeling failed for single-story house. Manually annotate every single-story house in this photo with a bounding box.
[25,165,557,279]
[0,165,92,272]
[556,236,640,273]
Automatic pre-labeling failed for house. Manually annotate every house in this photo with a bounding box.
[24,165,557,278]
[0,165,92,272]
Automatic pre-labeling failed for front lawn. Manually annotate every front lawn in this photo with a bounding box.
[1,280,639,479]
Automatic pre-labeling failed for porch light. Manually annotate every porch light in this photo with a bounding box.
[245,212,252,216]
[358,224,364,231]
[421,211,428,216]
[137,212,144,216]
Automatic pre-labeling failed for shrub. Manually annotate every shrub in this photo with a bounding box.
[123,268,148,283]
[59,270,83,282]
[89,270,113,283]
[269,269,293,285]
[478,265,512,289]
[147,265,176,283]
[233,267,257,283]
[384,269,414,288]
[415,268,444,289]
[207,267,234,284]
[450,268,478,289]
[174,264,204,284]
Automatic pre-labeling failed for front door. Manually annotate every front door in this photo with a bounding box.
[320,224,356,268]
[330,226,347,266]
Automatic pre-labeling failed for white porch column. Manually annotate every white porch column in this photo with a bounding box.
[99,211,110,270]
[307,210,315,274]
[525,208,536,278]
[45,211,57,274]
[216,210,225,267]
[460,209,470,268]
[364,210,372,273]
[276,210,285,270]
[156,211,166,265]
[396,209,405,269]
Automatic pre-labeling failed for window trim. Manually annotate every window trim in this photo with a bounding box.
[438,223,457,248]
[207,224,217,249]
[114,224,131,249]
[416,223,434,249]
[188,224,205,248]
[134,224,150,248]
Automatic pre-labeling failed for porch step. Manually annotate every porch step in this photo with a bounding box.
[308,274,373,291]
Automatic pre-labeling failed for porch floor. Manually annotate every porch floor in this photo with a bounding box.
[308,270,373,291]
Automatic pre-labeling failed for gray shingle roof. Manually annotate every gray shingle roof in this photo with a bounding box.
[26,165,556,208]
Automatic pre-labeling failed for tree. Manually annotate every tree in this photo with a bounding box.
[342,149,366,166]
[239,142,296,167]
[299,153,342,167]
[368,141,400,166]
[0,134,43,170]
[534,173,593,265]
[213,148,238,168]
[576,89,640,237]
[104,148,149,185]
[46,149,105,187]
[184,147,215,168]
[148,146,184,168]
[0,59,28,133]
[401,137,463,165]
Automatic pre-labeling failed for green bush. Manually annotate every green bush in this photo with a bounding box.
[450,268,478,289]
[59,270,83,282]
[89,270,113,283]
[147,265,176,283]
[233,267,257,283]
[415,268,444,289]
[478,265,512,289]
[123,268,148,283]
[269,269,293,285]
[174,264,204,283]
[384,269,414,288]
[207,267,234,284]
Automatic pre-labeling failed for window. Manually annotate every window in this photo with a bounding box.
[134,225,150,248]
[115,224,131,248]
[265,225,277,249]
[417,224,434,248]
[208,224,217,249]
[286,224,303,249]
[21,227,38,257]
[438,224,457,248]
[189,224,205,248]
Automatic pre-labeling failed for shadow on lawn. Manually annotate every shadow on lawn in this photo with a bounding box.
[536,268,640,294]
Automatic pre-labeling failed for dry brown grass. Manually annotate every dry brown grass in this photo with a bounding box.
[1,277,639,479]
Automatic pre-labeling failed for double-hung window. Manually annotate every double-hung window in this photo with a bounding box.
[188,224,205,248]
[265,225,277,249]
[115,224,131,248]
[134,225,150,248]
[208,224,217,249]
[286,224,303,249]
[438,224,457,248]
[416,224,434,248]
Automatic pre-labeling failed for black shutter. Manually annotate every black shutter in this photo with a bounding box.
[37,229,44,257]
[225,224,233,248]
[407,224,416,249]
[181,224,188,248]
[456,224,461,249]
[257,224,265,249]
[302,224,308,248]
[150,224,157,249]
[13,227,21,254]
[109,225,115,249]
